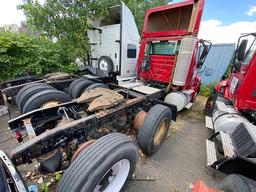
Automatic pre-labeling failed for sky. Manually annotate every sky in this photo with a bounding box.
[0,0,256,44]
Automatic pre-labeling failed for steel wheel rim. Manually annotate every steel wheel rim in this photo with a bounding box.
[93,159,130,192]
[154,118,168,145]
[99,60,108,71]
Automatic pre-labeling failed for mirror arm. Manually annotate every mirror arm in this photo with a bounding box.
[197,39,212,69]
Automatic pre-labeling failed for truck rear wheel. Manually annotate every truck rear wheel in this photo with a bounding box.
[57,133,138,192]
[218,174,255,192]
[71,79,93,98]
[22,89,72,113]
[137,104,172,155]
[68,79,85,96]
[16,83,54,111]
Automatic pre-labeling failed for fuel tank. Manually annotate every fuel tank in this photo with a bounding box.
[164,91,191,111]
[212,105,249,134]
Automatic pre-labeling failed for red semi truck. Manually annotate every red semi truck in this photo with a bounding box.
[4,1,212,191]
[205,33,256,179]
[120,0,209,112]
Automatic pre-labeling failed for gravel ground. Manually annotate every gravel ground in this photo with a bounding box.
[0,96,224,191]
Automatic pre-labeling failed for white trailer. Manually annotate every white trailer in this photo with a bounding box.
[87,2,140,82]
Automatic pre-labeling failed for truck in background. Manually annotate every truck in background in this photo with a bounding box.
[205,33,256,180]
[87,1,140,82]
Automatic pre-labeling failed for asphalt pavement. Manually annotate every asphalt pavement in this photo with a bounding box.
[0,96,225,191]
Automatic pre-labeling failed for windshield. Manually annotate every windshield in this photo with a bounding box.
[243,39,256,64]
[145,41,179,55]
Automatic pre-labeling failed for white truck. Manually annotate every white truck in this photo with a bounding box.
[87,2,140,83]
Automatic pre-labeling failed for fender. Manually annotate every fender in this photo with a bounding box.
[190,74,202,101]
[214,80,228,94]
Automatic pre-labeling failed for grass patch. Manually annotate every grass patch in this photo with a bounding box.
[199,83,216,97]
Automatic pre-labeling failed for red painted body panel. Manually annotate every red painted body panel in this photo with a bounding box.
[216,46,256,111]
[193,180,219,192]
[141,55,175,83]
[137,0,205,94]
[235,54,256,110]
[141,0,205,38]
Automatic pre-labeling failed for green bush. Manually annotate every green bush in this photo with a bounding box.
[0,31,77,83]
[199,83,216,97]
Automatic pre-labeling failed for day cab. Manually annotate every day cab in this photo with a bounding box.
[121,0,209,112]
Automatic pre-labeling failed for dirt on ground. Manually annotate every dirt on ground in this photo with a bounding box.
[0,96,224,192]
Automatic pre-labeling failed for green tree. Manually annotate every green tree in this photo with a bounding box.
[19,0,168,61]
[0,31,76,83]
[121,0,169,32]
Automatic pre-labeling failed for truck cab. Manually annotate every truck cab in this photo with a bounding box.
[205,33,256,135]
[137,0,204,87]
[216,33,256,112]
[121,0,209,112]
[205,33,256,181]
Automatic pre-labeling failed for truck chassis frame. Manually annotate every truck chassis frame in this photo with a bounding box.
[9,83,177,167]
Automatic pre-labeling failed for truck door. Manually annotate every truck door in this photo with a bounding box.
[119,2,140,78]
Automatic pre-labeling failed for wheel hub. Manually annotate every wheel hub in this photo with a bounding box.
[93,159,130,192]
[154,118,168,145]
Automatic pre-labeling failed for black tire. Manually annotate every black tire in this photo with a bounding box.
[85,83,109,91]
[97,56,114,76]
[22,89,72,113]
[137,104,172,156]
[67,79,85,96]
[204,93,232,117]
[71,80,94,98]
[218,174,255,192]
[16,83,54,111]
[57,133,138,192]
[204,92,217,117]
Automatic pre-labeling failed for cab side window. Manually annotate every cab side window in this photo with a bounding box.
[127,44,137,58]
[243,40,256,64]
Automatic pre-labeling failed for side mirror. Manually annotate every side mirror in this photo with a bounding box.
[237,39,248,61]
[197,39,212,69]
[199,45,208,61]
